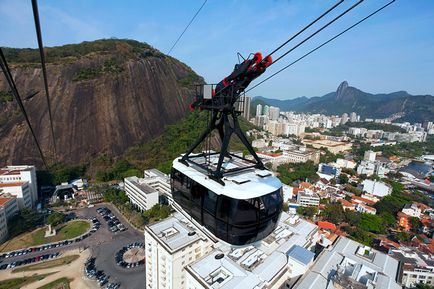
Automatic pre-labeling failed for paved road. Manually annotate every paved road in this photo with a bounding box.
[77,204,145,289]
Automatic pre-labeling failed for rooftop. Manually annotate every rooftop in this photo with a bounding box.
[187,212,319,288]
[146,211,206,252]
[173,155,282,199]
[0,181,28,188]
[287,245,315,266]
[0,196,16,206]
[125,176,158,195]
[294,237,402,289]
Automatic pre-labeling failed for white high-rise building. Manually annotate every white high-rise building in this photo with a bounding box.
[341,113,349,125]
[0,165,38,207]
[263,105,270,117]
[350,112,357,122]
[144,212,214,289]
[269,106,280,121]
[236,95,251,119]
[256,104,262,117]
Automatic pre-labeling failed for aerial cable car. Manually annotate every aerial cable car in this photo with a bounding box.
[171,52,283,245]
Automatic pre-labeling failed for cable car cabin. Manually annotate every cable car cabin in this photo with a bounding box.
[171,156,283,245]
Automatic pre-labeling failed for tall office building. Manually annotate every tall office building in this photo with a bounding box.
[236,96,251,119]
[263,105,270,117]
[256,104,262,117]
[350,112,357,122]
[341,113,349,125]
[269,106,280,121]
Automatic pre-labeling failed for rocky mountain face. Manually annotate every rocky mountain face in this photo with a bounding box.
[252,81,434,122]
[0,39,202,166]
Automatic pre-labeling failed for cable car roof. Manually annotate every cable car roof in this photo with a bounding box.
[173,156,281,200]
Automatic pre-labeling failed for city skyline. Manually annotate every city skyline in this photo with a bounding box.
[1,0,434,99]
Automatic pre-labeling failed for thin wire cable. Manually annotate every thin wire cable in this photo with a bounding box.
[214,0,363,97]
[269,0,364,67]
[246,0,396,93]
[31,0,57,160]
[167,0,207,55]
[0,48,48,168]
[266,0,345,59]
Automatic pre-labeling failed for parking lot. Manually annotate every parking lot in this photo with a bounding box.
[77,204,145,289]
[0,203,145,289]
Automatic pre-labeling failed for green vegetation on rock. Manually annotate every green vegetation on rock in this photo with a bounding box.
[2,39,161,64]
[72,59,124,81]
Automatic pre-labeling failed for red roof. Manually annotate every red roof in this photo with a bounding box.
[317,221,337,231]
[0,182,27,188]
[0,197,15,206]
[351,196,376,206]
[299,182,312,189]
[258,152,282,157]
[338,199,353,208]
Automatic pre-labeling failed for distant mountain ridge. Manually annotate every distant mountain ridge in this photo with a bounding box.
[252,81,434,122]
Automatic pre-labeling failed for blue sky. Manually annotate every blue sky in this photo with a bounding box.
[1,0,433,99]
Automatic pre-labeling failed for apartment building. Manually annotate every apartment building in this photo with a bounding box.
[124,176,159,211]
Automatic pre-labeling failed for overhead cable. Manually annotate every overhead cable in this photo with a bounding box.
[0,48,49,168]
[246,0,396,93]
[167,0,207,55]
[266,0,345,59]
[31,0,57,160]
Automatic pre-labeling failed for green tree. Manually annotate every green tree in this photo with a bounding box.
[359,213,386,234]
[395,231,411,242]
[296,206,318,218]
[322,203,344,224]
[344,226,374,246]
[338,174,349,184]
[409,217,422,233]
[7,209,41,237]
[47,211,66,226]
[344,210,361,226]
[414,283,434,289]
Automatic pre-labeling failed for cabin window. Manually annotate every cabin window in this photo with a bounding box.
[230,198,258,226]
[203,190,217,215]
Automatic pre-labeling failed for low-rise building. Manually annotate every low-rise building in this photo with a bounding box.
[143,169,171,195]
[185,213,320,289]
[124,176,159,211]
[402,203,422,218]
[294,237,402,289]
[284,147,320,164]
[361,179,392,197]
[302,139,352,154]
[297,190,320,207]
[0,165,38,207]
[390,247,434,288]
[0,195,19,220]
[355,203,377,215]
[317,163,341,180]
[397,212,411,231]
[0,182,32,209]
[335,158,357,169]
